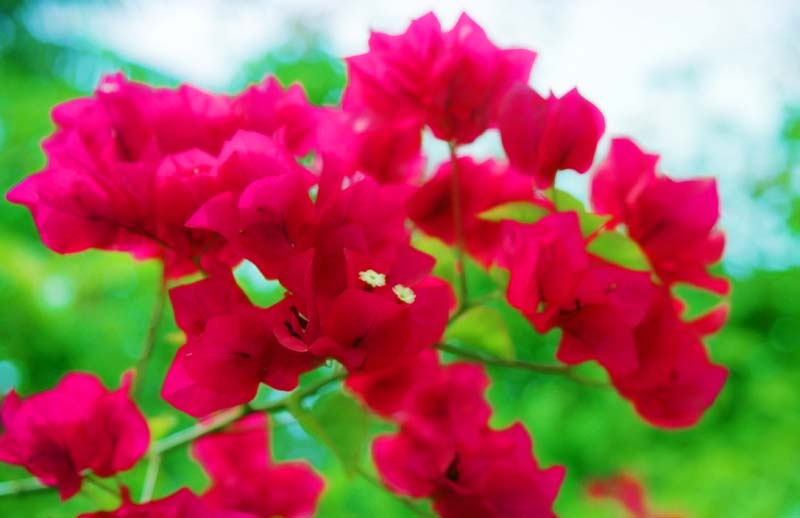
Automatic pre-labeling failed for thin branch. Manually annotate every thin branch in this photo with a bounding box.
[436,343,569,374]
[436,342,609,387]
[132,271,168,399]
[140,453,161,502]
[85,474,120,499]
[0,372,347,499]
[448,141,469,306]
[0,477,46,496]
[150,371,346,456]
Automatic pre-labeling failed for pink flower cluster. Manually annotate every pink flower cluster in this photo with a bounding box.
[348,350,564,517]
[3,10,730,517]
[0,374,322,516]
[0,373,148,499]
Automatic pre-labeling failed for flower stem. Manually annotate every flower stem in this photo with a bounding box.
[132,271,167,399]
[448,141,469,306]
[0,372,347,499]
[0,477,45,496]
[436,342,568,374]
[436,342,609,387]
[85,474,120,499]
[140,453,161,502]
[150,371,346,456]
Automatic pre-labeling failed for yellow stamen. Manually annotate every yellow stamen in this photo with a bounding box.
[392,284,416,304]
[359,269,386,288]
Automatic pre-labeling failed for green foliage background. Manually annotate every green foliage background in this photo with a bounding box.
[0,2,798,517]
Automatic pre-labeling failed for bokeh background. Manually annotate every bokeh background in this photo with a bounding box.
[1,0,799,516]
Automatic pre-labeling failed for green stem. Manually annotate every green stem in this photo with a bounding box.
[0,477,45,496]
[150,371,346,456]
[448,141,469,306]
[436,342,569,375]
[436,342,609,387]
[140,453,161,502]
[0,372,347,499]
[132,271,168,399]
[85,474,120,499]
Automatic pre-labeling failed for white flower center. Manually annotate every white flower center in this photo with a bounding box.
[358,269,386,288]
[392,284,416,304]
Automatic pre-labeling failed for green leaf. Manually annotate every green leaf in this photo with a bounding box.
[478,201,549,223]
[488,265,510,291]
[412,234,456,284]
[587,232,650,271]
[551,189,585,213]
[445,305,515,360]
[578,212,612,236]
[147,414,178,441]
[549,189,611,236]
[288,391,371,474]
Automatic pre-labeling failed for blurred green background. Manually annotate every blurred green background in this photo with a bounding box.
[1,1,799,517]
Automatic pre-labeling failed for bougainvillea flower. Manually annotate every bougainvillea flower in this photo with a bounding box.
[687,303,729,337]
[0,373,149,499]
[192,414,324,518]
[232,76,319,156]
[498,84,605,189]
[588,138,658,221]
[505,211,653,377]
[554,260,653,377]
[163,276,318,416]
[7,73,318,278]
[587,473,685,518]
[399,362,492,445]
[188,171,315,280]
[505,212,590,330]
[315,110,425,184]
[81,487,255,518]
[374,424,564,518]
[345,12,535,144]
[408,157,538,266]
[312,249,454,371]
[345,349,440,417]
[590,138,729,294]
[611,290,728,428]
[311,289,411,370]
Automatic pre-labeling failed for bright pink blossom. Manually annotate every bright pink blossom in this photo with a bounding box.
[408,157,539,266]
[192,414,323,518]
[311,247,455,371]
[374,424,564,518]
[506,214,652,377]
[232,76,319,156]
[163,275,319,416]
[590,138,729,294]
[611,289,728,428]
[315,111,425,184]
[7,73,318,278]
[0,373,149,499]
[498,84,605,189]
[360,353,563,517]
[345,349,440,417]
[504,212,725,426]
[345,12,535,144]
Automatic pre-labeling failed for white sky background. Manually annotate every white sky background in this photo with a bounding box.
[25,0,800,274]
